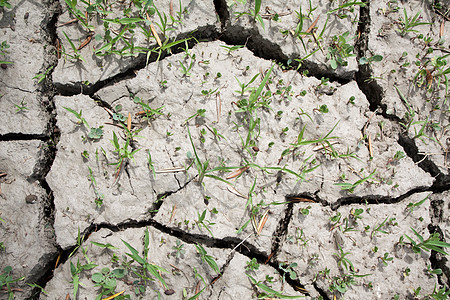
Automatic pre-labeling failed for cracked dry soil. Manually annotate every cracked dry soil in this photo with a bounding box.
[1,0,450,299]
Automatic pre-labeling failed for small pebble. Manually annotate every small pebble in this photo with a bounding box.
[164,289,175,295]
[25,194,38,204]
[1,64,8,69]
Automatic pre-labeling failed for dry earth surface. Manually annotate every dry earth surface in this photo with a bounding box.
[1,0,450,299]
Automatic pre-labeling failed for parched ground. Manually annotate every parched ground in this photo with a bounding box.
[1,0,450,299]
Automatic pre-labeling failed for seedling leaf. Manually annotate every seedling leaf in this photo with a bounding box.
[122,240,145,265]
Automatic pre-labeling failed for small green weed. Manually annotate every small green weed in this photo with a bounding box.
[64,0,94,31]
[171,240,185,259]
[201,88,218,97]
[70,248,97,300]
[61,31,85,61]
[287,6,308,50]
[26,283,48,296]
[14,99,28,113]
[0,0,12,9]
[328,1,365,19]
[315,104,329,114]
[245,258,260,272]
[235,73,259,96]
[133,96,164,122]
[110,131,140,175]
[88,167,104,208]
[196,209,215,237]
[291,228,309,247]
[234,65,275,156]
[234,0,265,30]
[122,228,168,290]
[394,85,426,134]
[359,54,383,65]
[90,241,118,251]
[91,267,127,300]
[333,245,354,272]
[221,44,244,55]
[404,227,450,255]
[328,272,369,294]
[397,9,430,37]
[414,54,450,100]
[335,169,376,193]
[0,266,24,300]
[185,126,231,186]
[63,106,104,140]
[146,150,156,178]
[186,126,209,184]
[406,194,429,213]
[371,216,390,238]
[63,106,90,128]
[33,66,54,83]
[246,274,304,299]
[185,108,206,124]
[279,262,298,282]
[0,41,12,65]
[327,31,355,69]
[195,243,220,274]
[178,59,194,76]
[187,267,208,299]
[427,284,450,299]
[379,252,394,266]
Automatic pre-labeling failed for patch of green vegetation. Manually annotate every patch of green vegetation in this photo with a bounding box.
[0,266,24,300]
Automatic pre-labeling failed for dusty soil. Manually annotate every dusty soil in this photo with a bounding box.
[1,0,450,299]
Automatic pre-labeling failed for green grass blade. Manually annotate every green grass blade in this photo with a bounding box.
[204,255,220,274]
[72,274,79,300]
[236,218,252,234]
[335,182,354,190]
[122,239,146,265]
[62,106,79,118]
[204,174,231,185]
[427,240,450,248]
[323,121,340,140]
[90,241,118,249]
[410,227,424,243]
[297,125,306,143]
[254,0,261,15]
[147,264,168,288]
[144,228,150,259]
[394,85,412,112]
[424,245,449,256]
[62,31,78,53]
[404,234,416,245]
[328,1,365,14]
[111,132,119,150]
[246,274,304,298]
[250,64,274,104]
[352,169,376,187]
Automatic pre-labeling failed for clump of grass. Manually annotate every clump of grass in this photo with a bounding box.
[404,227,450,255]
[0,266,24,299]
[327,31,356,69]
[397,9,431,37]
[234,0,265,30]
[110,131,140,182]
[63,106,104,140]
